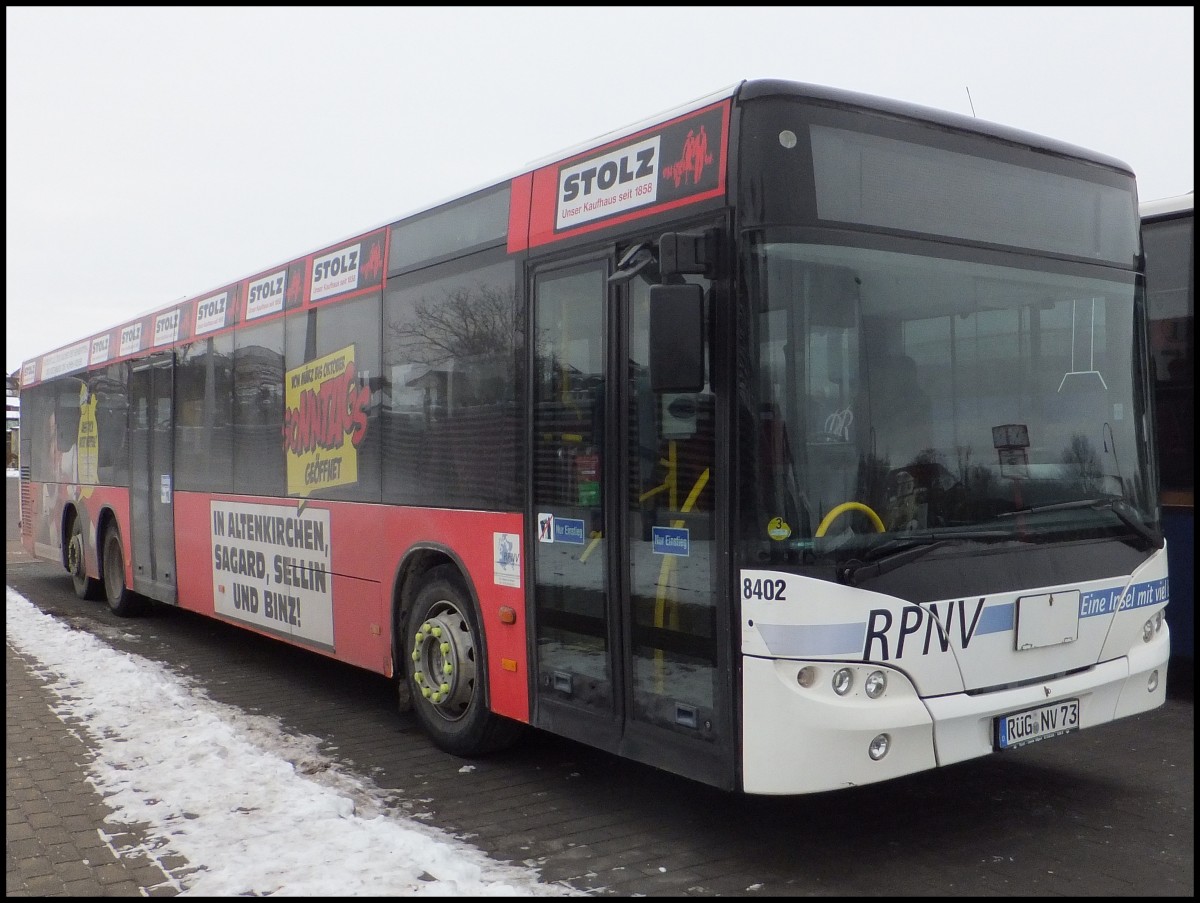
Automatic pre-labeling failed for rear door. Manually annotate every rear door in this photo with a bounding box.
[129,354,177,601]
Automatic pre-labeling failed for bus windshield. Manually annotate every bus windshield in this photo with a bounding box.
[740,240,1159,567]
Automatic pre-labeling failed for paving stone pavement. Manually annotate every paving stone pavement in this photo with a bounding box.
[6,636,185,897]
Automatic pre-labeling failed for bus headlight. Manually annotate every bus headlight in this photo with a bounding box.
[832,668,853,696]
[796,666,817,688]
[1142,618,1155,642]
[864,670,888,698]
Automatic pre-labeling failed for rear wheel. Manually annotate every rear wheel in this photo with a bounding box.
[404,565,523,756]
[102,528,146,617]
[68,515,101,601]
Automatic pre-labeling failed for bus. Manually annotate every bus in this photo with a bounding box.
[19,79,1170,795]
[1141,192,1194,681]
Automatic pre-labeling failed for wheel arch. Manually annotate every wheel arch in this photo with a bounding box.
[60,501,93,572]
[95,506,122,587]
[389,543,486,686]
[58,503,78,570]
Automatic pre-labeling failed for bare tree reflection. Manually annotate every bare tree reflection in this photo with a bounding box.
[390,285,522,366]
[383,277,524,509]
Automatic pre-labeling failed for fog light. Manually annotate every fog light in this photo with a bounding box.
[1142,619,1154,642]
[1148,669,1159,692]
[832,668,853,696]
[796,666,817,688]
[868,733,890,760]
[864,670,887,699]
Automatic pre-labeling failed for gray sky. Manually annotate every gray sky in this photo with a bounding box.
[6,5,1194,376]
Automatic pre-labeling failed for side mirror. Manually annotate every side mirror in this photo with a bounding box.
[649,283,704,393]
[659,229,717,278]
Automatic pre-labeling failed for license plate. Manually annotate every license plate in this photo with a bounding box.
[995,698,1079,750]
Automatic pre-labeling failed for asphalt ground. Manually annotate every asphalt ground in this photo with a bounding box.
[6,476,1195,896]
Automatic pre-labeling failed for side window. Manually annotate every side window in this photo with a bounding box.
[89,362,130,488]
[388,187,510,274]
[1143,215,1194,493]
[282,295,382,503]
[533,265,607,512]
[233,321,285,497]
[26,383,56,484]
[174,336,232,492]
[382,252,523,508]
[26,379,85,548]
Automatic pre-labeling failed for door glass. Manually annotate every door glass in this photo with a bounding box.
[131,360,176,589]
[533,265,611,712]
[130,366,152,584]
[627,276,720,739]
[151,361,175,586]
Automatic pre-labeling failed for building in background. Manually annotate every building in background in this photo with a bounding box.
[6,370,19,469]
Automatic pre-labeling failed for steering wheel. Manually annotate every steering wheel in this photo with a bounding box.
[815,502,886,537]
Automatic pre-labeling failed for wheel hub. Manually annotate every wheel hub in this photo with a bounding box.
[68,530,84,577]
[410,606,477,719]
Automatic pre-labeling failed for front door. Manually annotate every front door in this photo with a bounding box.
[129,354,177,601]
[530,247,731,787]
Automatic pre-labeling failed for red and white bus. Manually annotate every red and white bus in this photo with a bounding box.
[19,79,1170,794]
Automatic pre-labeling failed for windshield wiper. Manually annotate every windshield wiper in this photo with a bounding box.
[995,497,1163,550]
[838,531,1015,586]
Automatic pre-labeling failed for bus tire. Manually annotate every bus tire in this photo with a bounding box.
[404,565,522,756]
[102,528,146,617]
[68,514,102,601]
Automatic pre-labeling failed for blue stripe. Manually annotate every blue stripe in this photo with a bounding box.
[754,577,1167,657]
[1080,577,1169,617]
[976,602,1014,635]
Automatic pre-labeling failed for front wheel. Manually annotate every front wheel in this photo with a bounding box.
[102,528,146,617]
[404,565,522,756]
[68,514,102,601]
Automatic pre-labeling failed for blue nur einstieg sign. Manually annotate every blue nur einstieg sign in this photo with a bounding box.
[652,526,690,557]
